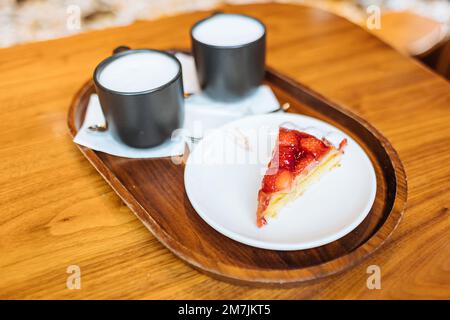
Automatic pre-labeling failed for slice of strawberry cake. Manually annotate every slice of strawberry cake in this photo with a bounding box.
[256,126,347,227]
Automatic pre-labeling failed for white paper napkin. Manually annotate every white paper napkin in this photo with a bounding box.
[175,52,201,95]
[73,53,280,158]
[183,84,279,138]
[73,95,185,158]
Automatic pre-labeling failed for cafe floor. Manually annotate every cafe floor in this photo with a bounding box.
[1,0,449,48]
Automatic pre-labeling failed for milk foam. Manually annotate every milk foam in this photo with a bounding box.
[192,14,264,46]
[98,52,179,93]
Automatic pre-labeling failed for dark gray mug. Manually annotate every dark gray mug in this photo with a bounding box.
[191,13,266,102]
[93,47,184,148]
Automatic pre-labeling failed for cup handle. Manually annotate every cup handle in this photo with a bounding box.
[113,45,131,55]
[89,47,129,135]
[87,123,108,133]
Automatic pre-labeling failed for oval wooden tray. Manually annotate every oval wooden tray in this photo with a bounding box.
[68,56,407,285]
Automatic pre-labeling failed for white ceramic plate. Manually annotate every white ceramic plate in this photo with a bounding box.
[184,113,377,251]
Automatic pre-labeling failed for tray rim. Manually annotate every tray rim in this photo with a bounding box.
[67,63,407,285]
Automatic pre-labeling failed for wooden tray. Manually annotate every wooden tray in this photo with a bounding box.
[67,55,407,285]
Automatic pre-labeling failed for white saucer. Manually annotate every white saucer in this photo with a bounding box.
[184,113,377,251]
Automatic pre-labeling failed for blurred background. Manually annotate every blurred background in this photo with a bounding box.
[1,0,449,78]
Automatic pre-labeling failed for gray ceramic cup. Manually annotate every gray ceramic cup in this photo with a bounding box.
[191,13,266,102]
[93,47,184,148]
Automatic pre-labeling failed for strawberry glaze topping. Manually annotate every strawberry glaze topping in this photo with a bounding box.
[261,127,331,193]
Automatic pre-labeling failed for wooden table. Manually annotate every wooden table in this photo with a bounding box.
[0,3,449,299]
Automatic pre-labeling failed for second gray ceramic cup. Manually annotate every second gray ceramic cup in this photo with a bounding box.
[191,13,266,102]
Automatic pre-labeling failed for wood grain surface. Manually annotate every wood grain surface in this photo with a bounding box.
[0,3,449,299]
